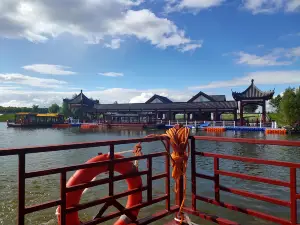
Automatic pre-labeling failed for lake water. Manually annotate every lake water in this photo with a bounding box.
[0,122,299,225]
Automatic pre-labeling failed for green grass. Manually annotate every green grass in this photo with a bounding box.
[0,114,14,122]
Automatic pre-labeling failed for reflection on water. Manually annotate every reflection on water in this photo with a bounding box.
[0,123,299,225]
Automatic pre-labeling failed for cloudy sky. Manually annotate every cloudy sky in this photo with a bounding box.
[0,0,299,107]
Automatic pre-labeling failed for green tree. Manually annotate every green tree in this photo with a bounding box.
[244,104,258,113]
[279,87,300,126]
[48,103,60,113]
[32,105,39,112]
[60,102,73,117]
[270,94,282,112]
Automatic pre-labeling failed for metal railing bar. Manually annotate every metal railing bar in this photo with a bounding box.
[195,195,291,225]
[66,170,148,193]
[194,136,300,147]
[290,168,297,225]
[220,185,291,207]
[80,195,168,225]
[137,206,179,225]
[195,172,214,181]
[25,200,62,215]
[147,157,152,202]
[26,152,166,178]
[66,186,148,214]
[0,136,168,156]
[60,172,66,225]
[152,173,167,180]
[18,153,25,225]
[217,170,290,187]
[191,136,196,211]
[183,207,240,225]
[197,152,300,168]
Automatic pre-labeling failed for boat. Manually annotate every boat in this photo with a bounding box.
[7,112,65,128]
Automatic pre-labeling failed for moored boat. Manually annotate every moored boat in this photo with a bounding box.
[7,112,65,128]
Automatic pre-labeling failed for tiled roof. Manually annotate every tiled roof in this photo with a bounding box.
[187,91,216,102]
[145,94,173,103]
[93,101,238,112]
[232,79,274,101]
[209,95,226,101]
[63,90,98,107]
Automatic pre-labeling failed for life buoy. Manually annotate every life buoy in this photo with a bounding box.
[57,154,142,225]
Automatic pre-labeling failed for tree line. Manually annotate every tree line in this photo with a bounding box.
[270,87,300,126]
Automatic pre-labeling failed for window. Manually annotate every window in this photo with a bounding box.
[193,95,210,102]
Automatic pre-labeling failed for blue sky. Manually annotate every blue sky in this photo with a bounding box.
[0,0,299,107]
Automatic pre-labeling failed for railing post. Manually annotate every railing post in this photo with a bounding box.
[223,121,225,127]
[233,121,236,128]
[109,144,114,196]
[169,120,171,126]
[191,136,196,211]
[290,168,297,225]
[214,158,220,202]
[60,171,67,225]
[147,157,153,202]
[18,153,25,225]
[165,140,171,211]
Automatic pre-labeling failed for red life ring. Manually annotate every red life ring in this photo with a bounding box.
[57,154,142,225]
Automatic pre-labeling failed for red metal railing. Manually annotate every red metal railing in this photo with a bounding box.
[0,135,300,224]
[0,136,178,225]
[186,136,300,225]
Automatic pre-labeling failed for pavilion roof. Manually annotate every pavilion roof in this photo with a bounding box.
[63,90,98,107]
[232,79,274,101]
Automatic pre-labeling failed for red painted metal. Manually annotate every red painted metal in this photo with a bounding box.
[194,136,300,147]
[192,136,300,225]
[290,168,297,225]
[183,207,240,225]
[219,185,291,207]
[214,158,220,202]
[1,135,300,225]
[217,170,290,187]
[190,136,196,211]
[18,153,25,225]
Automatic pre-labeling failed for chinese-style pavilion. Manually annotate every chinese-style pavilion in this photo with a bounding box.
[232,79,274,126]
[63,90,98,121]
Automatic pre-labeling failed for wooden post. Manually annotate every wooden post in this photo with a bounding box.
[240,101,244,126]
[262,100,266,123]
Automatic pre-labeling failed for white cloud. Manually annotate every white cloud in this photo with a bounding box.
[189,70,300,89]
[0,88,195,107]
[22,64,76,75]
[104,39,122,49]
[0,73,67,88]
[99,72,124,77]
[165,0,224,13]
[243,0,300,14]
[286,0,300,12]
[232,46,300,66]
[0,0,201,52]
[179,42,203,52]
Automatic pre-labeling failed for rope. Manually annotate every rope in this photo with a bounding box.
[132,125,190,225]
[132,143,143,167]
[164,126,190,224]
